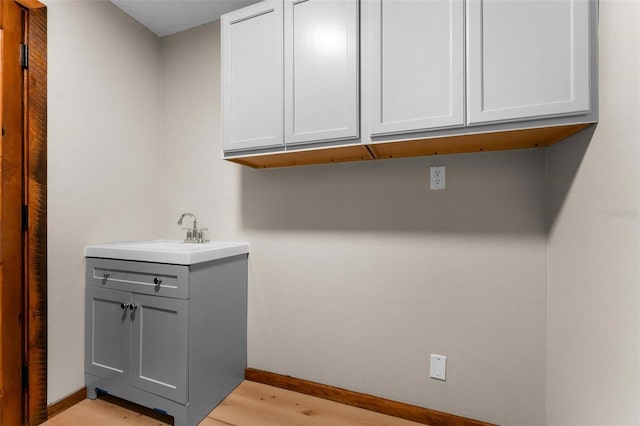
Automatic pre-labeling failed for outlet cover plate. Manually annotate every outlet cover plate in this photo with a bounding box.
[430,166,446,190]
[430,354,447,381]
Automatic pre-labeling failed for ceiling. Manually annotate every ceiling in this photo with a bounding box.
[110,0,261,37]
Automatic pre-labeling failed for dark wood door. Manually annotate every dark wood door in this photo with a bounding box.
[1,1,47,424]
[0,1,27,424]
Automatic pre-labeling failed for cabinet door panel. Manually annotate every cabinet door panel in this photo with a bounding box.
[369,0,464,135]
[85,287,131,384]
[222,1,283,151]
[131,294,188,404]
[467,0,590,125]
[285,0,359,145]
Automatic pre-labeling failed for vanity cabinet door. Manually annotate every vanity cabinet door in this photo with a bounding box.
[467,0,591,125]
[130,294,189,404]
[222,0,284,151]
[284,0,359,145]
[368,0,464,135]
[85,287,132,384]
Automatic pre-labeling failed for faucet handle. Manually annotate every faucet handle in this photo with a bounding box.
[183,228,193,241]
[197,228,208,243]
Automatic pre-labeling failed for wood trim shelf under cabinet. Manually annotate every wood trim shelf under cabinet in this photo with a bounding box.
[224,123,592,169]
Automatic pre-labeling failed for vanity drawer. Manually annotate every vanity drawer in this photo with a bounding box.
[86,258,189,299]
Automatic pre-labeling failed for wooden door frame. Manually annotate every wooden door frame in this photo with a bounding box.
[21,1,47,424]
[0,1,26,424]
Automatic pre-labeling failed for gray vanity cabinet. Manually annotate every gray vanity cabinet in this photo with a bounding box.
[85,255,247,426]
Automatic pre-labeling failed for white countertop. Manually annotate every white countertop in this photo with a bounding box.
[84,240,250,265]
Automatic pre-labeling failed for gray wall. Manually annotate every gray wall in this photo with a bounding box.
[546,1,640,424]
[47,0,163,403]
[161,21,547,425]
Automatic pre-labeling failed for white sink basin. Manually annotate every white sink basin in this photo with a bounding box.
[84,240,250,265]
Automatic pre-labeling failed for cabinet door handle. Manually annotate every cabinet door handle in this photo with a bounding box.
[129,304,138,311]
[153,277,163,285]
[103,271,111,279]
[120,303,129,310]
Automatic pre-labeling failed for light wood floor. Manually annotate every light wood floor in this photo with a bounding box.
[44,381,424,426]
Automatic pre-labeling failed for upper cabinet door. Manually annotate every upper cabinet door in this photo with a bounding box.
[222,1,284,152]
[284,0,359,145]
[467,0,591,125]
[369,0,465,136]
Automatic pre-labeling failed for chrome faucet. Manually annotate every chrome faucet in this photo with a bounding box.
[177,212,207,243]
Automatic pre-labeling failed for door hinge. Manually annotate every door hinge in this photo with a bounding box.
[20,44,28,70]
[22,365,28,390]
[22,205,28,232]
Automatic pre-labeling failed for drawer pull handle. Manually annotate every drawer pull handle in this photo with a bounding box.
[120,303,129,310]
[153,277,163,285]
[129,304,138,311]
[103,271,111,279]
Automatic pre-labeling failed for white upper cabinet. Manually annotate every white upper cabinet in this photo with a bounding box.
[467,0,591,125]
[368,0,465,136]
[222,0,597,167]
[222,1,284,151]
[284,0,359,145]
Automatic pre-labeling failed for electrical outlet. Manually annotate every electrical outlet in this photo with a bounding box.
[430,166,446,190]
[430,354,447,381]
